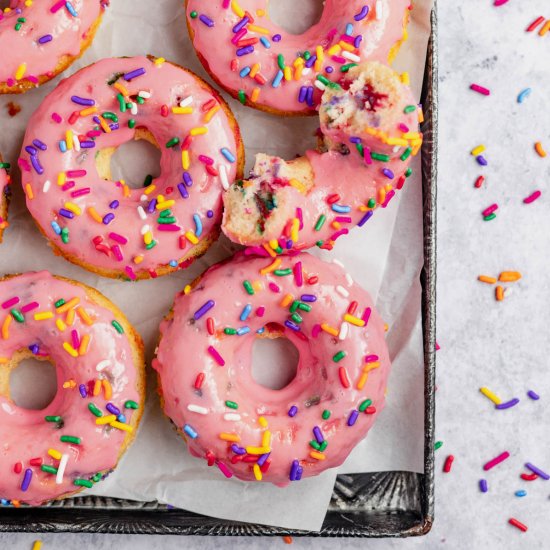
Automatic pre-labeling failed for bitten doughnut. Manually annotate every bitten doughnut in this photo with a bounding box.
[0,0,107,94]
[0,154,10,242]
[223,62,422,251]
[154,252,390,484]
[19,56,244,280]
[185,0,411,115]
[0,272,145,505]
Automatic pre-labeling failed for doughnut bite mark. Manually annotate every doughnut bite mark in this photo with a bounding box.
[154,252,390,485]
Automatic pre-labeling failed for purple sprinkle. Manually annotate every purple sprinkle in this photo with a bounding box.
[300,294,317,303]
[295,466,303,480]
[207,210,214,218]
[199,14,215,27]
[354,5,370,21]
[59,208,74,219]
[358,210,374,227]
[102,213,115,225]
[349,136,362,144]
[288,405,298,417]
[32,139,47,151]
[194,300,215,320]
[28,344,39,354]
[479,479,488,493]
[289,459,299,481]
[71,95,95,106]
[382,168,395,179]
[106,403,121,416]
[306,86,314,107]
[109,122,119,131]
[177,183,189,199]
[21,469,33,492]
[354,35,363,48]
[495,398,520,410]
[298,86,308,103]
[347,410,359,426]
[325,66,334,74]
[236,45,254,56]
[183,172,193,186]
[25,145,37,156]
[273,34,281,42]
[257,452,270,467]
[147,199,157,214]
[80,141,96,149]
[527,390,540,400]
[525,462,550,480]
[232,16,249,33]
[476,155,488,166]
[284,320,300,331]
[313,426,324,444]
[79,384,87,398]
[305,55,317,69]
[30,155,44,175]
[231,444,246,455]
[38,34,53,44]
[123,68,146,81]
[109,200,119,209]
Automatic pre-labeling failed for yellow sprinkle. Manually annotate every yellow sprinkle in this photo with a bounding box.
[400,72,410,85]
[156,200,175,210]
[34,311,54,321]
[48,449,62,460]
[110,420,133,432]
[250,63,261,78]
[471,144,486,156]
[55,318,67,332]
[143,184,156,195]
[260,258,282,275]
[386,137,409,147]
[269,239,280,251]
[248,24,270,35]
[190,126,208,136]
[250,87,261,103]
[231,0,245,17]
[65,130,73,150]
[480,387,502,405]
[262,430,271,448]
[417,107,425,123]
[280,293,294,308]
[204,105,221,123]
[77,307,93,326]
[15,63,26,80]
[62,342,78,358]
[154,57,166,66]
[32,542,42,550]
[93,379,102,397]
[102,379,113,400]
[133,255,144,265]
[143,231,153,245]
[87,206,103,223]
[57,172,66,186]
[172,107,193,114]
[79,106,98,117]
[96,415,117,425]
[343,314,366,327]
[290,218,299,243]
[310,451,326,461]
[321,323,339,337]
[253,463,262,481]
[245,446,270,455]
[64,202,82,216]
[283,66,292,81]
[182,149,190,170]
[535,142,547,158]
[327,44,341,56]
[219,432,241,442]
[288,178,306,193]
[256,8,265,16]
[56,296,79,314]
[79,334,90,355]
[185,230,199,244]
[258,416,268,428]
[25,183,34,200]
[62,380,76,389]
[65,308,75,326]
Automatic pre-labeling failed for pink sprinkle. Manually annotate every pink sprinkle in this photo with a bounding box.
[365,354,379,363]
[208,346,225,366]
[311,324,321,338]
[157,224,182,232]
[268,282,280,293]
[294,262,303,287]
[50,0,65,13]
[198,155,214,165]
[296,208,303,230]
[494,0,509,5]
[70,188,91,198]
[27,75,39,84]
[470,84,491,96]
[381,190,396,208]
[362,307,372,325]
[66,170,86,178]
[18,158,31,172]
[482,203,498,217]
[256,306,265,317]
[51,112,63,123]
[334,216,352,223]
[435,341,441,351]
[216,460,233,478]
[2,297,19,309]
[125,266,137,280]
[222,0,230,7]
[523,190,541,204]
[398,123,410,132]
[483,451,510,471]
[21,301,39,313]
[109,232,128,245]
[71,330,80,349]
[6,78,15,87]
[61,181,75,192]
[363,146,372,165]
[112,244,124,262]
[231,28,247,44]
[331,55,346,65]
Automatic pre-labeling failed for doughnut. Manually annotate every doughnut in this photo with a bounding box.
[0,271,145,505]
[19,56,244,280]
[0,0,107,94]
[223,61,422,251]
[0,154,10,242]
[185,0,411,115]
[153,252,390,484]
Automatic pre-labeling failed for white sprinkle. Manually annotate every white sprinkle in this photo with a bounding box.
[140,194,148,202]
[224,413,241,421]
[188,404,208,415]
[314,80,326,92]
[137,206,147,220]
[336,285,349,298]
[503,287,513,297]
[219,164,229,190]
[302,68,311,76]
[332,259,345,268]
[342,51,361,63]
[339,322,349,341]
[345,273,354,286]
[56,454,69,485]
[375,0,382,20]
[180,96,194,107]
[130,102,138,115]
[96,360,111,372]
[73,135,81,152]
[140,224,150,235]
[43,180,51,193]
[138,90,151,98]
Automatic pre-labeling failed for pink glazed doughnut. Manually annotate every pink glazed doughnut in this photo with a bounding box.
[185,0,411,115]
[19,56,244,280]
[0,0,107,94]
[153,252,390,485]
[0,272,145,506]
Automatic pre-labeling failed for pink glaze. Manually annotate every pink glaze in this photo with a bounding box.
[186,0,411,114]
[0,157,9,234]
[0,0,105,88]
[0,272,141,505]
[20,56,242,279]
[153,252,390,485]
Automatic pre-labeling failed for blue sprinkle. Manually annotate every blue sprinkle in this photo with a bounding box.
[51,221,61,235]
[332,204,351,213]
[517,88,532,103]
[256,327,265,334]
[169,260,178,268]
[260,36,271,48]
[345,23,353,35]
[237,326,250,335]
[239,66,251,78]
[240,304,252,321]
[272,70,284,88]
[183,424,198,439]
[59,140,67,152]
[221,147,236,163]
[193,213,203,237]
[515,490,527,497]
[65,1,78,17]
[117,414,127,423]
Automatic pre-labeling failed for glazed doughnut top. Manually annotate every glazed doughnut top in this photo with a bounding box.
[0,0,104,88]
[154,252,390,485]
[20,56,242,280]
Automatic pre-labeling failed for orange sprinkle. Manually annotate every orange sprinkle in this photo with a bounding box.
[56,297,80,314]
[259,258,282,275]
[204,105,221,123]
[25,183,34,200]
[102,379,113,400]
[495,285,505,301]
[65,308,75,326]
[262,242,277,258]
[539,19,550,36]
[499,271,522,282]
[87,207,103,223]
[79,334,90,355]
[321,323,339,337]
[79,106,98,117]
[478,275,497,284]
[93,379,102,397]
[250,87,261,103]
[280,293,294,308]
[310,451,326,461]
[2,315,12,340]
[219,432,241,442]
[535,142,547,157]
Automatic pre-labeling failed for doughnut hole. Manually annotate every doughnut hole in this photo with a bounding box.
[251,333,299,391]
[95,128,161,189]
[269,0,324,35]
[7,352,57,410]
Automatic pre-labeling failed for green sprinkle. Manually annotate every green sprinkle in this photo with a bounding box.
[358,399,372,412]
[238,90,246,105]
[102,112,118,122]
[0,162,10,170]
[333,351,347,363]
[274,269,292,276]
[111,320,124,334]
[322,409,331,420]
[54,299,65,308]
[61,227,69,244]
[190,10,198,18]
[92,472,103,482]
[316,74,340,89]
[434,441,443,451]
[157,217,176,224]
[74,479,93,488]
[45,415,62,423]
[41,465,58,474]
[356,142,364,156]
[225,401,238,410]
[367,198,376,208]
[309,440,321,450]
[314,214,326,231]
[405,167,413,177]
[224,327,237,335]
[159,210,173,218]
[484,213,496,221]
[400,147,412,162]
[303,51,311,61]
[10,309,24,323]
[316,240,324,247]
[128,119,136,129]
[243,280,254,295]
[60,435,81,445]
[166,137,180,148]
[370,152,390,162]
[15,22,22,31]
[341,63,358,73]
[289,301,300,313]
[117,93,126,112]
[124,400,139,410]
[136,95,145,105]
[277,54,285,70]
[145,240,157,250]
[404,104,417,114]
[319,440,328,451]
[291,313,303,324]
[143,174,153,187]
[298,303,311,312]
[88,403,103,417]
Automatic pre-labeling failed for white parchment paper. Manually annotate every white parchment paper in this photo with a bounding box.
[0,0,432,531]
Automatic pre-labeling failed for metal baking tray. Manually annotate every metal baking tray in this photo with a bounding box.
[0,4,437,538]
